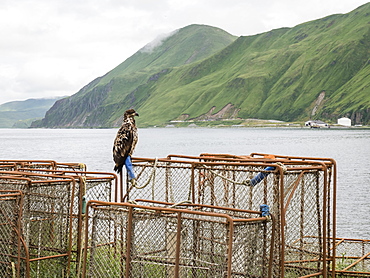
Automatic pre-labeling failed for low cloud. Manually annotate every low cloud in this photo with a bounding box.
[140,30,179,53]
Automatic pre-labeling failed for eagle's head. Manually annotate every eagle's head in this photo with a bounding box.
[124,109,139,119]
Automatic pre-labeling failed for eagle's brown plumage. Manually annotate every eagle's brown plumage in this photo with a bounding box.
[113,109,139,173]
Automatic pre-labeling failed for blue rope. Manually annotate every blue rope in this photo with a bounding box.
[249,166,275,186]
[124,156,136,180]
[260,204,270,217]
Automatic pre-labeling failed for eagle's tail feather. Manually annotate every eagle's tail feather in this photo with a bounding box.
[114,164,123,173]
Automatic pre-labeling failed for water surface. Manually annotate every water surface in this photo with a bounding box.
[1,127,369,239]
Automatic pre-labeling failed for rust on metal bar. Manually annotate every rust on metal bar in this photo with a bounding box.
[28,253,69,262]
[298,272,323,278]
[342,251,370,271]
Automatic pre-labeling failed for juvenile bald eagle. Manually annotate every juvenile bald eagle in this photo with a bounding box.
[113,109,139,174]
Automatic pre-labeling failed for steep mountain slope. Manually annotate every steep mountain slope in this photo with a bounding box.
[32,25,237,128]
[135,3,370,126]
[34,4,370,127]
[0,97,63,128]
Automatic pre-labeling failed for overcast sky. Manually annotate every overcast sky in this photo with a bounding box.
[0,0,368,105]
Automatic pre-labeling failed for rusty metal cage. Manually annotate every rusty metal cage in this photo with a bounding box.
[122,153,336,277]
[0,175,76,277]
[0,160,86,172]
[0,190,27,277]
[82,199,276,278]
[1,154,369,277]
[0,161,118,277]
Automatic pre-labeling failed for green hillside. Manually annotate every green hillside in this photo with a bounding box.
[0,98,63,128]
[32,25,237,128]
[33,4,370,128]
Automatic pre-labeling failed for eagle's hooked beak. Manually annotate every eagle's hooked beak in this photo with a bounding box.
[135,112,139,117]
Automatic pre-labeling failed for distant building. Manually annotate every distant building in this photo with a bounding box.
[337,117,351,127]
[305,120,329,128]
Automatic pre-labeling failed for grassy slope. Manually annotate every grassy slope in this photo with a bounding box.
[34,4,370,127]
[135,4,370,126]
[102,24,238,125]
[34,24,237,127]
[0,98,62,128]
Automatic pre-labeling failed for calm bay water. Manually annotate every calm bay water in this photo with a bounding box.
[0,127,369,239]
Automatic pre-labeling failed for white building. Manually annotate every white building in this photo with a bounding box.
[337,117,351,127]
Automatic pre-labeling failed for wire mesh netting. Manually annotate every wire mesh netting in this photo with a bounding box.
[334,238,370,276]
[0,176,75,277]
[124,154,336,277]
[1,154,369,277]
[82,200,276,278]
[0,160,116,277]
[0,160,87,172]
[0,191,27,277]
[126,159,281,209]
